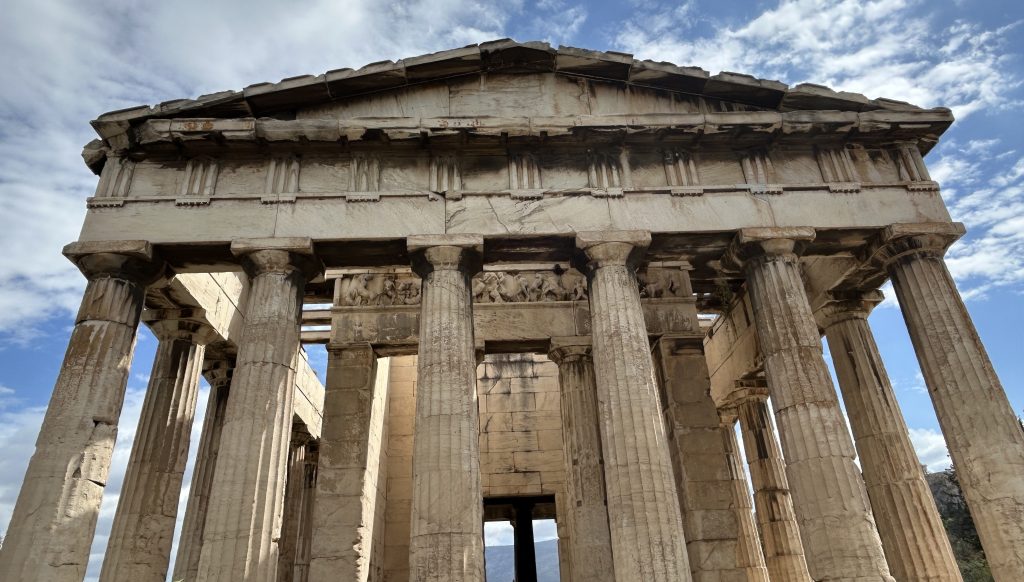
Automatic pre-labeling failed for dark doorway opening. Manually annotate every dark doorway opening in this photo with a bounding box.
[483,495,560,582]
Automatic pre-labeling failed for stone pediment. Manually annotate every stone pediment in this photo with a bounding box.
[84,40,952,172]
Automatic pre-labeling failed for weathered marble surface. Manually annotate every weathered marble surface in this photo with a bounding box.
[578,231,691,582]
[0,242,163,582]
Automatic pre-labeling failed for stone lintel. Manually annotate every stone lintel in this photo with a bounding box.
[230,236,316,256]
[653,332,704,355]
[325,340,376,354]
[407,233,485,254]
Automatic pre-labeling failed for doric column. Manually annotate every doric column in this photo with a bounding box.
[173,357,234,582]
[100,309,218,582]
[576,231,691,582]
[871,222,1024,581]
[819,291,962,582]
[0,241,163,582]
[309,344,388,582]
[732,386,812,582]
[196,238,322,581]
[547,337,614,582]
[653,334,768,582]
[719,409,771,582]
[407,235,485,582]
[293,444,317,582]
[279,433,316,582]
[729,228,893,582]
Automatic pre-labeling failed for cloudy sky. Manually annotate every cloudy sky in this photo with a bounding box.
[1,0,1022,579]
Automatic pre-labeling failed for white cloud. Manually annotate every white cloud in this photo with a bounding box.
[909,427,951,472]
[615,1,1024,304]
[614,0,1020,116]
[0,0,522,339]
[485,520,515,546]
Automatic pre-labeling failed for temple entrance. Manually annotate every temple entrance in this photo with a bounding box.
[484,495,560,582]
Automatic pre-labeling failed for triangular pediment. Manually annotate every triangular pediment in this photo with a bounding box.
[91,39,933,132]
[83,40,953,173]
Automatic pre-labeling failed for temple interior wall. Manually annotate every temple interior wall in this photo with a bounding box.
[379,353,566,582]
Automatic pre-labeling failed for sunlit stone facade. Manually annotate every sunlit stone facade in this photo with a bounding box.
[2,41,1021,582]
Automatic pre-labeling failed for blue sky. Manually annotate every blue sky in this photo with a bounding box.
[1,0,1022,579]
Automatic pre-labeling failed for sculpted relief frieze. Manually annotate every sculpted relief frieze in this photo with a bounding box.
[332,266,692,307]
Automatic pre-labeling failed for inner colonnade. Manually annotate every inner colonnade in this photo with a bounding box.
[1,41,1023,582]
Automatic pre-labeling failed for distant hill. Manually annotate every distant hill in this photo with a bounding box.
[926,468,992,582]
[485,538,561,582]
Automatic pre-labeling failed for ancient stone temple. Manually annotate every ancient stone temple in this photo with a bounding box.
[2,40,1022,582]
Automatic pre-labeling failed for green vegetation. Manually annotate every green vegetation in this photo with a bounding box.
[926,467,993,582]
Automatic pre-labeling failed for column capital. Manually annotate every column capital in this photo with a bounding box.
[815,289,884,329]
[575,230,650,270]
[722,227,815,272]
[718,406,739,425]
[548,336,592,364]
[865,222,964,273]
[720,378,770,409]
[231,237,323,281]
[63,239,165,284]
[142,308,220,345]
[201,358,236,390]
[407,234,484,277]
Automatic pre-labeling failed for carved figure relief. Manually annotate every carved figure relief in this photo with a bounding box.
[335,268,591,306]
[638,268,691,299]
[334,268,690,307]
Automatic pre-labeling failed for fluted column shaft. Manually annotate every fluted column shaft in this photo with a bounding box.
[737,231,893,582]
[878,224,1024,581]
[173,358,234,582]
[735,391,812,582]
[720,410,771,582]
[280,435,314,582]
[576,231,691,582]
[310,344,388,582]
[0,241,162,582]
[293,446,318,582]
[654,335,767,582]
[548,338,614,582]
[196,239,321,582]
[100,310,216,582]
[407,236,485,582]
[822,295,962,582]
